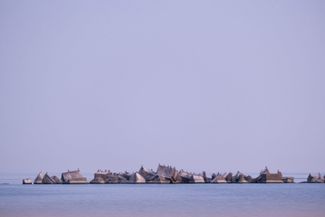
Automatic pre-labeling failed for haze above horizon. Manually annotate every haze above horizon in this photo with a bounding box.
[0,0,324,174]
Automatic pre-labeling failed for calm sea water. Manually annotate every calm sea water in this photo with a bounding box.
[0,173,324,217]
[1,183,325,217]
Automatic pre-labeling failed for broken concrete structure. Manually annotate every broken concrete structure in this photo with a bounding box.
[61,169,87,184]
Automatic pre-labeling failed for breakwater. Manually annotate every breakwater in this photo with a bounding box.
[22,165,325,184]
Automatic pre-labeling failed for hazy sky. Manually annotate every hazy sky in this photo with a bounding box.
[0,0,324,174]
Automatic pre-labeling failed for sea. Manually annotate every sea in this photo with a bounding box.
[0,173,324,217]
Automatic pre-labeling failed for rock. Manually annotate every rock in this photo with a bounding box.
[254,167,283,183]
[91,171,113,183]
[120,171,131,180]
[34,172,45,184]
[245,175,253,183]
[225,172,233,183]
[129,172,146,183]
[202,171,210,183]
[191,174,205,183]
[61,169,87,184]
[139,166,154,179]
[22,178,32,184]
[307,173,324,183]
[146,174,171,184]
[90,170,131,184]
[108,173,130,184]
[90,171,108,184]
[177,170,193,183]
[233,171,249,183]
[27,165,301,185]
[106,173,120,184]
[117,174,130,184]
[156,164,178,183]
[42,173,57,184]
[211,173,227,184]
[282,177,294,183]
[173,171,184,183]
[40,173,61,184]
[51,176,62,184]
[138,166,159,183]
[33,172,61,184]
[137,165,179,184]
[173,170,205,183]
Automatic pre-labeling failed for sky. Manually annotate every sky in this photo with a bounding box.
[0,0,324,175]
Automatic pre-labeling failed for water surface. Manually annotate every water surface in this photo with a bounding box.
[1,183,324,217]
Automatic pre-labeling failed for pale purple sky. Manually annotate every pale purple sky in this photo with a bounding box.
[0,0,324,174]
